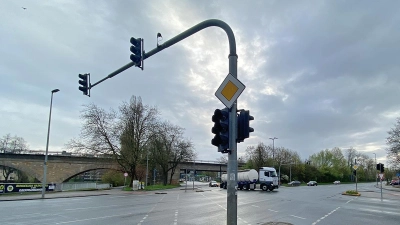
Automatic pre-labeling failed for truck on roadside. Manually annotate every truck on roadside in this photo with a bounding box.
[220,167,279,191]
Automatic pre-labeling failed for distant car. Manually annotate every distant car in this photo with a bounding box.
[333,181,341,185]
[307,181,318,186]
[288,181,301,186]
[209,181,219,187]
[390,180,399,185]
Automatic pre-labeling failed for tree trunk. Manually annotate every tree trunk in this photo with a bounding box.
[169,166,176,185]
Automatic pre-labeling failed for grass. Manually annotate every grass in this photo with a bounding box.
[343,190,360,196]
[123,184,180,191]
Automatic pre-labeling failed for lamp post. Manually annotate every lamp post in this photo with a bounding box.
[41,89,59,199]
[373,153,377,186]
[269,137,278,163]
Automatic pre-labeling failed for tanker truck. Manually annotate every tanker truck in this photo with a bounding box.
[220,167,279,191]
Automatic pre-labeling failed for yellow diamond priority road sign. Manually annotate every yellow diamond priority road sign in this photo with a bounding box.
[353,165,359,170]
[215,73,245,108]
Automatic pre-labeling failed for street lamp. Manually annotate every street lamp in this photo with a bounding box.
[41,89,59,199]
[269,137,278,162]
[373,153,377,186]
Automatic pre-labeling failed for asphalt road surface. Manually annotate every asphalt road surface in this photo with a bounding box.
[1,182,399,225]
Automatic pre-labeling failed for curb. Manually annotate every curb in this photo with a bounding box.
[342,192,361,196]
[0,193,112,201]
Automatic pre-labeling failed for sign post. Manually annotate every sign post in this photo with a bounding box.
[379,173,384,201]
[124,172,128,187]
[353,165,359,192]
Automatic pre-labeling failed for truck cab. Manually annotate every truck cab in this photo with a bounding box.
[259,167,279,191]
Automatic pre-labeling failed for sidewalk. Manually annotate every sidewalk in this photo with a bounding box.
[0,188,150,201]
[377,184,400,192]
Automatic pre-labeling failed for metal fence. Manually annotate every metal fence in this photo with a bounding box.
[58,182,111,191]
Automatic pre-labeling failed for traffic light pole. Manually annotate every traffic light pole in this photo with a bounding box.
[88,19,238,224]
[227,54,238,225]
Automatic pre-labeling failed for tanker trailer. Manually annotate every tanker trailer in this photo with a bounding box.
[220,167,279,191]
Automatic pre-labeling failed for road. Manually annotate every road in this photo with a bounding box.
[1,182,399,225]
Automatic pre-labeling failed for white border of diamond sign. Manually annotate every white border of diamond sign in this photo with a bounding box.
[215,73,245,109]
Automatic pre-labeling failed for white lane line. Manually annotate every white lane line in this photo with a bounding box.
[345,197,358,204]
[174,209,179,225]
[137,214,149,225]
[268,209,278,212]
[55,212,133,224]
[65,204,120,211]
[290,215,306,219]
[138,195,165,225]
[238,217,251,224]
[251,205,259,208]
[201,193,226,210]
[311,207,340,225]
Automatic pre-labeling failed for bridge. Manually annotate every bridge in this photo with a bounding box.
[0,153,232,184]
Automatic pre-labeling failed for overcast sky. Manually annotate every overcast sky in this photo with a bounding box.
[1,0,399,164]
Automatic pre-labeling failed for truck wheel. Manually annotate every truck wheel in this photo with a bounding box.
[246,184,250,190]
[261,184,268,191]
[269,187,274,191]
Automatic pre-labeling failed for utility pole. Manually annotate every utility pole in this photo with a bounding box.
[42,89,59,199]
[373,153,377,186]
[269,137,278,164]
[146,151,149,187]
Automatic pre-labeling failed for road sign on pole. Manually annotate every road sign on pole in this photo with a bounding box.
[353,165,359,170]
[215,73,245,109]
[379,173,384,180]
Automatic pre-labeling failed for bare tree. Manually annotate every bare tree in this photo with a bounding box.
[244,142,269,169]
[66,96,159,186]
[387,118,400,169]
[0,134,29,182]
[149,122,195,185]
[345,147,358,167]
[216,155,228,164]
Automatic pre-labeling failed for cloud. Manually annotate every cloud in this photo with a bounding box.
[1,0,399,163]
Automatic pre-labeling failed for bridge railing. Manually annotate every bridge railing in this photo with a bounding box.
[7,150,113,158]
[184,160,225,164]
[58,183,111,191]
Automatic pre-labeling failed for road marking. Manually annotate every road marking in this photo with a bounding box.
[268,209,278,212]
[201,193,227,210]
[290,215,306,219]
[174,209,179,225]
[251,205,259,208]
[238,217,251,225]
[65,204,120,210]
[55,212,133,224]
[137,215,149,225]
[345,197,358,204]
[311,207,340,225]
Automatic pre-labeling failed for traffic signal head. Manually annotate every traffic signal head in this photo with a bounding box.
[211,108,230,153]
[130,37,143,69]
[78,73,90,96]
[237,109,254,143]
[353,170,357,176]
[376,163,385,172]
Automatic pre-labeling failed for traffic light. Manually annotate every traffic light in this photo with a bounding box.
[130,37,144,69]
[353,170,357,176]
[376,163,385,172]
[211,108,230,153]
[237,109,254,143]
[78,73,90,96]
